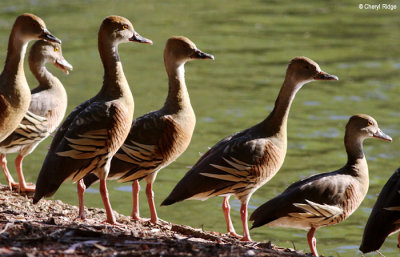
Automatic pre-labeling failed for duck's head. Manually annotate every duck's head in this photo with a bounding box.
[346,114,392,142]
[99,15,152,46]
[286,56,338,86]
[14,13,61,44]
[29,40,73,75]
[164,36,214,67]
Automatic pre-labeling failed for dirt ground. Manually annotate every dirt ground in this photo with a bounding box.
[0,185,309,257]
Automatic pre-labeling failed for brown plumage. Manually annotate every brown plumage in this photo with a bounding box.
[250,114,392,257]
[360,168,400,254]
[82,36,214,223]
[162,57,338,241]
[33,16,152,224]
[0,40,72,193]
[0,14,61,143]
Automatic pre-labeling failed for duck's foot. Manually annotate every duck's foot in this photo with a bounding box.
[12,182,35,193]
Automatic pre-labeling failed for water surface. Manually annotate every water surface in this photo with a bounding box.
[0,1,399,256]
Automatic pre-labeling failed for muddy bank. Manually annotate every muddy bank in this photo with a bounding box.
[0,185,308,256]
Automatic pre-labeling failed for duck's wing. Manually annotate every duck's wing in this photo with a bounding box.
[49,99,92,151]
[0,110,48,149]
[250,171,354,229]
[33,100,129,202]
[111,112,181,182]
[162,129,282,205]
[360,168,400,253]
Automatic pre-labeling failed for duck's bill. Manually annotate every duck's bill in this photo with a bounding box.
[40,29,62,44]
[129,33,153,44]
[190,49,214,60]
[314,71,338,81]
[54,58,73,74]
[373,130,392,142]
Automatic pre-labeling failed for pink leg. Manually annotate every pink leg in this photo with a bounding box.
[131,180,143,221]
[307,227,319,257]
[15,154,35,192]
[99,179,116,224]
[76,179,86,220]
[222,196,240,238]
[240,202,252,241]
[146,182,158,224]
[0,154,17,190]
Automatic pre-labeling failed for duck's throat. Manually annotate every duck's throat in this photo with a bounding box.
[2,30,29,88]
[98,41,129,98]
[262,79,303,136]
[344,134,367,170]
[163,64,191,113]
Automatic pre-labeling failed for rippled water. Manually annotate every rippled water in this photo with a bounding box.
[0,0,399,256]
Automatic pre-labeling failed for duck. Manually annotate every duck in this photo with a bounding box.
[33,16,152,225]
[161,57,338,241]
[360,168,400,254]
[250,114,392,257]
[81,36,214,223]
[0,40,72,193]
[0,13,61,143]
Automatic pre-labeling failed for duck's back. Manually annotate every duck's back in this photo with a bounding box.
[250,170,364,230]
[162,126,285,205]
[104,109,192,181]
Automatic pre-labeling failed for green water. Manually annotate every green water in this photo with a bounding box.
[0,0,399,256]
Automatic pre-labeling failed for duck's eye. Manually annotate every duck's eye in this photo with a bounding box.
[367,121,373,126]
[54,47,59,52]
[122,24,129,30]
[305,66,310,70]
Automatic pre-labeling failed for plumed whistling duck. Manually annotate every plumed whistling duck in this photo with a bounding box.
[0,13,61,142]
[162,57,338,241]
[33,16,152,225]
[82,36,214,224]
[0,40,72,193]
[250,114,392,257]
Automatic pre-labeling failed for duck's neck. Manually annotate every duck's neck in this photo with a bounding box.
[1,28,29,91]
[163,62,192,114]
[30,59,58,89]
[259,77,304,138]
[97,39,131,100]
[344,134,368,176]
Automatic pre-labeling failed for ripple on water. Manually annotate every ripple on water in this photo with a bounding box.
[202,117,215,123]
[303,101,320,106]
[225,109,243,117]
[365,90,388,100]
[349,95,361,102]
[329,115,348,121]
[115,185,132,192]
[85,188,99,194]
[361,207,373,214]
[335,244,359,253]
[338,63,355,69]
[394,63,400,69]
[288,142,306,150]
[313,128,339,138]
[364,62,381,68]
[333,96,344,101]
[377,153,394,159]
